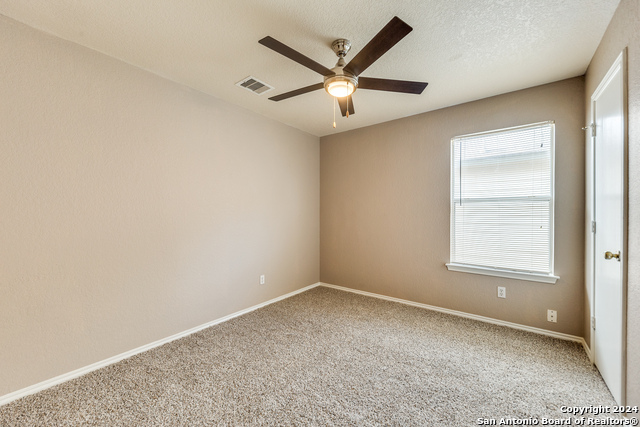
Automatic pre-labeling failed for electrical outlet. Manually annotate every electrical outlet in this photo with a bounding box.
[259,275,265,285]
[497,286,506,298]
[547,309,557,323]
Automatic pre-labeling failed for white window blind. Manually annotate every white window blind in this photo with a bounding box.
[449,122,555,278]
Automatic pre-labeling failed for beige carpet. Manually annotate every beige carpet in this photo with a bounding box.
[0,286,618,426]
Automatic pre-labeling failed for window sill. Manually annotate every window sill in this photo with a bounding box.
[445,263,559,284]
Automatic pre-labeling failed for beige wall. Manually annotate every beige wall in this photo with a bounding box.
[0,16,319,396]
[585,0,640,407]
[321,77,586,336]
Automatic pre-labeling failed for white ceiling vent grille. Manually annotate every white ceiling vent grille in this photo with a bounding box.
[236,76,274,95]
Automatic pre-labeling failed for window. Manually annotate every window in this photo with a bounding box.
[446,121,558,283]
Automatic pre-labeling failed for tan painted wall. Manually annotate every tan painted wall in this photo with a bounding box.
[321,77,586,336]
[0,16,319,396]
[585,0,640,407]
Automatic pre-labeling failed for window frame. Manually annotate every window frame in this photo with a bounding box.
[445,121,559,284]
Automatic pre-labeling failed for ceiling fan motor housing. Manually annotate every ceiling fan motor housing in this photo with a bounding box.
[325,40,357,97]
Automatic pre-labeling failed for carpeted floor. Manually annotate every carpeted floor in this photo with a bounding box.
[0,286,618,426]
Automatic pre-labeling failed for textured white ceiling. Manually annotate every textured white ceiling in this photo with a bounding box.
[0,0,620,137]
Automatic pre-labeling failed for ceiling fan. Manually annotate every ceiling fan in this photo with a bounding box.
[258,16,428,118]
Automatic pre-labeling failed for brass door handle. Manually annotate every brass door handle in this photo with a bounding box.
[604,251,620,261]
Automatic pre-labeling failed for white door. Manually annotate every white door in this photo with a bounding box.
[592,51,626,405]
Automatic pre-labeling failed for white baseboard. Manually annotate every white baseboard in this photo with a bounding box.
[320,283,588,347]
[582,340,594,363]
[0,282,321,407]
[2,281,591,407]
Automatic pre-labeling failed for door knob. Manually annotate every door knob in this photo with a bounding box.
[604,251,620,261]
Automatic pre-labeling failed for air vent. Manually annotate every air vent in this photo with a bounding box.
[236,76,274,95]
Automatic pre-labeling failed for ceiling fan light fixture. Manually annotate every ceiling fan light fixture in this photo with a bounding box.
[326,80,355,97]
[324,75,358,98]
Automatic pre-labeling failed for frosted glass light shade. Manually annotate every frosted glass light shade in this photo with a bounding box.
[326,80,355,98]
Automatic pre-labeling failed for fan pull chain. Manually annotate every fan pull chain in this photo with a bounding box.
[333,97,336,128]
[346,96,349,118]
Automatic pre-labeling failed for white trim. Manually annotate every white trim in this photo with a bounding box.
[591,52,624,100]
[445,263,559,284]
[1,281,591,407]
[320,283,583,344]
[0,282,321,407]
[549,122,556,275]
[583,339,594,364]
[588,48,628,406]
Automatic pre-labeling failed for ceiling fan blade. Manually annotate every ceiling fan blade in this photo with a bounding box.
[343,17,413,77]
[337,95,355,117]
[259,36,335,77]
[268,83,324,101]
[358,77,428,94]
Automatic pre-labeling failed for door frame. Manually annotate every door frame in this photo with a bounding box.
[586,48,628,405]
